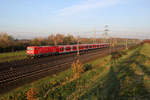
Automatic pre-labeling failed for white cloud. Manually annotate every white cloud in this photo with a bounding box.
[59,0,121,16]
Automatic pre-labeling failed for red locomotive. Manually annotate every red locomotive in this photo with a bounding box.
[27,46,57,57]
[26,43,110,57]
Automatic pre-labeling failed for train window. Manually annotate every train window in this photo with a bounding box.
[66,47,70,50]
[73,47,77,50]
[27,48,33,50]
[60,48,64,51]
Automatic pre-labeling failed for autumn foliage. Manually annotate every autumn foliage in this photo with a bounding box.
[72,59,83,79]
[0,32,140,53]
[143,39,150,44]
[26,88,37,100]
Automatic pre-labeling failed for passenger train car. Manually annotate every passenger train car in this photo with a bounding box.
[26,43,110,57]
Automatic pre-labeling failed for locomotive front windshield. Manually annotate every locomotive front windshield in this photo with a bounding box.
[27,47,33,50]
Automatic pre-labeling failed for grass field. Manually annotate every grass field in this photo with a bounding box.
[0,50,27,63]
[1,44,150,100]
[79,43,150,100]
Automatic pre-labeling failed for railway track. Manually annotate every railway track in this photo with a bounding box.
[0,53,76,72]
[0,48,108,72]
[0,46,126,94]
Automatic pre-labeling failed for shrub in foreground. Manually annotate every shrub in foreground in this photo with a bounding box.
[83,64,92,72]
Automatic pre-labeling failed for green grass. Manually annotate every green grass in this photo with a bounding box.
[0,68,74,100]
[140,43,150,57]
[78,46,138,100]
[1,44,148,100]
[79,43,150,100]
[0,52,111,100]
[0,50,27,63]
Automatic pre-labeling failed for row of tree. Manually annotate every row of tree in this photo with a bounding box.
[0,33,79,53]
[32,34,77,46]
[0,33,25,52]
[0,32,141,53]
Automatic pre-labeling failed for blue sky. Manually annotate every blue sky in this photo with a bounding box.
[0,0,150,39]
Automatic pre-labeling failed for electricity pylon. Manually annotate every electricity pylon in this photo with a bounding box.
[92,27,97,44]
[103,25,109,43]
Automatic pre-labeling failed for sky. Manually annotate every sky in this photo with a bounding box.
[0,0,150,39]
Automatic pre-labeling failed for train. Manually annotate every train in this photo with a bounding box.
[26,43,110,57]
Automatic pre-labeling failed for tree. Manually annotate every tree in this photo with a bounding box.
[55,34,65,45]
[31,38,44,46]
[47,34,56,45]
[64,34,76,44]
[0,32,14,48]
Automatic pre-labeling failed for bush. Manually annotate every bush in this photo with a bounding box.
[83,64,92,72]
[120,51,127,55]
